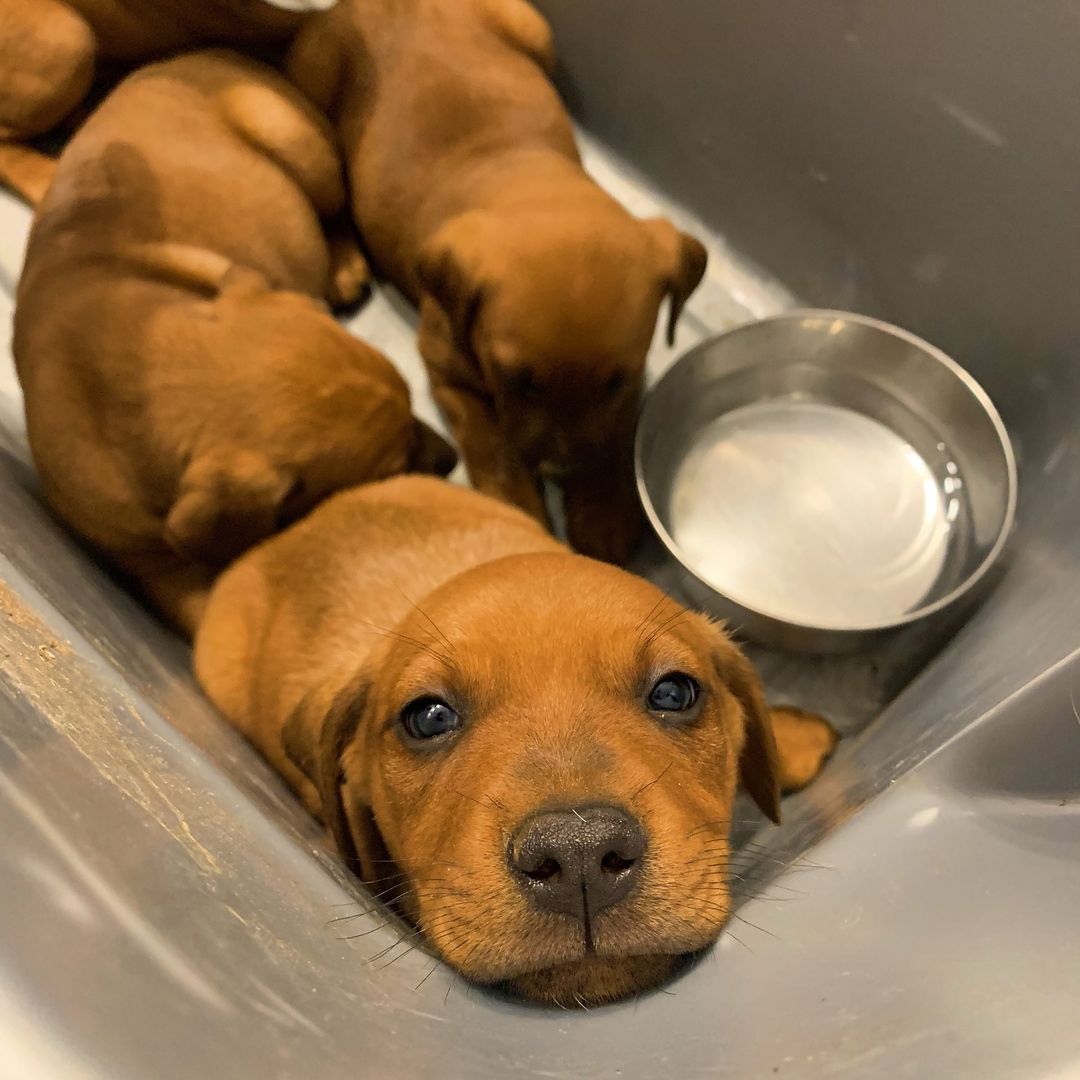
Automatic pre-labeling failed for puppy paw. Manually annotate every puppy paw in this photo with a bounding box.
[562,479,644,565]
[769,707,840,794]
[326,224,372,309]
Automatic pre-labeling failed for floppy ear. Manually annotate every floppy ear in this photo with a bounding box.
[416,213,495,354]
[715,644,782,824]
[644,218,708,346]
[281,672,386,880]
[165,447,297,566]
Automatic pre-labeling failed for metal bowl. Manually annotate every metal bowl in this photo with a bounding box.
[635,310,1017,652]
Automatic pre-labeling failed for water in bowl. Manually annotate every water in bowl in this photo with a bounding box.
[668,397,972,629]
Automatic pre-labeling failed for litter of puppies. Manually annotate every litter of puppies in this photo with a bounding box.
[0,0,836,1007]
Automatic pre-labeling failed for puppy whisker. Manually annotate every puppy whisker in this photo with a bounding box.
[359,617,454,668]
[630,760,672,802]
[721,930,753,954]
[633,594,671,652]
[686,818,733,840]
[451,788,496,811]
[367,930,423,964]
[341,921,397,941]
[730,913,780,940]
[396,586,457,655]
[376,941,427,971]
[414,959,442,993]
[641,606,692,651]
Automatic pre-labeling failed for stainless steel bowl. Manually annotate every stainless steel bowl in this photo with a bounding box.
[635,310,1017,652]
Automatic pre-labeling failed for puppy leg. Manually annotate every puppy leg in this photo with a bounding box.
[482,0,557,74]
[0,0,95,140]
[0,142,56,206]
[217,81,346,218]
[769,707,839,794]
[561,460,644,565]
[165,447,296,567]
[431,378,548,524]
[284,16,348,116]
[325,214,371,309]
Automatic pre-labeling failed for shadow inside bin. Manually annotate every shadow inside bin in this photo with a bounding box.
[478,949,703,1011]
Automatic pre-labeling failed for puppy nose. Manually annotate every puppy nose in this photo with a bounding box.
[509,806,646,918]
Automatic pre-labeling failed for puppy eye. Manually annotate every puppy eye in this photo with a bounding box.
[400,696,462,741]
[606,371,627,395]
[647,672,699,713]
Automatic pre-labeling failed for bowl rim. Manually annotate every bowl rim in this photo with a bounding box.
[634,307,1019,637]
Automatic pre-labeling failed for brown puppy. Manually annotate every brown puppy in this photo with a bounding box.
[195,476,836,1006]
[0,0,317,135]
[0,0,330,202]
[14,51,454,634]
[286,0,708,564]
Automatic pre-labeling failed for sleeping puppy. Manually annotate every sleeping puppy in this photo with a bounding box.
[0,0,334,203]
[195,476,837,1006]
[286,0,708,565]
[14,51,454,634]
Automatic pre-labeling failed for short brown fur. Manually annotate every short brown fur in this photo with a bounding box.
[0,0,305,136]
[14,51,454,633]
[195,476,835,1006]
[287,0,708,564]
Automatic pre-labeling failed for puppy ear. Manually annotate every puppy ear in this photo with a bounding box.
[165,447,297,566]
[281,673,385,879]
[644,218,708,346]
[416,213,495,354]
[714,641,782,824]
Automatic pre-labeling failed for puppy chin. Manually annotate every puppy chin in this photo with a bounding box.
[505,953,682,1006]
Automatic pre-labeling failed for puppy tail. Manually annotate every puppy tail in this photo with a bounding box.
[0,143,57,208]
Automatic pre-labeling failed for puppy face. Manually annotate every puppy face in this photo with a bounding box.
[419,212,707,471]
[290,553,778,1006]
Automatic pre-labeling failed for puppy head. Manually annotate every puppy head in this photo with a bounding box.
[418,211,707,470]
[165,276,455,563]
[236,301,457,519]
[285,552,778,1006]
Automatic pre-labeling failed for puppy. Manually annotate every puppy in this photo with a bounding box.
[195,476,837,1006]
[14,51,454,634]
[287,0,708,564]
[0,0,327,188]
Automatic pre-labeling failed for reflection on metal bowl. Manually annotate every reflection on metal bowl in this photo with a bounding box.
[635,310,1017,652]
